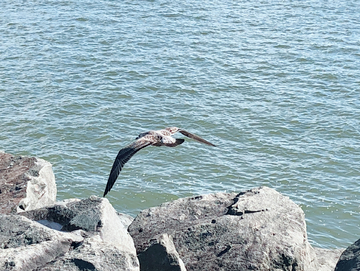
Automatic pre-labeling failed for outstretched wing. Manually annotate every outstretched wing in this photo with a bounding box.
[179,129,216,147]
[103,140,151,197]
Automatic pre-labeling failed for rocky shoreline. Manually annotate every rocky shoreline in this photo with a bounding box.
[0,152,357,271]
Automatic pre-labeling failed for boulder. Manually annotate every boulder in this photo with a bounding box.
[0,213,83,270]
[335,238,360,271]
[0,151,56,214]
[314,248,345,271]
[0,196,139,271]
[129,186,338,271]
[138,233,187,271]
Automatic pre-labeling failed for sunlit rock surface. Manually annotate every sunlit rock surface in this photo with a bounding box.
[0,151,56,214]
[0,196,139,271]
[129,187,341,271]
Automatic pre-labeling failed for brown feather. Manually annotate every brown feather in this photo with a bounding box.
[179,129,216,147]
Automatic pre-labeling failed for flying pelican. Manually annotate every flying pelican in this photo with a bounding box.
[103,127,216,197]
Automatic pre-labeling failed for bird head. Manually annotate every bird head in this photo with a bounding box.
[165,127,180,134]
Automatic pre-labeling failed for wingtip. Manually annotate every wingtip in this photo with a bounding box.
[103,188,109,197]
[202,140,216,147]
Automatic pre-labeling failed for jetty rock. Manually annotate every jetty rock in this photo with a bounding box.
[0,151,345,270]
[0,151,56,214]
[0,196,139,271]
[129,186,342,271]
[335,238,360,271]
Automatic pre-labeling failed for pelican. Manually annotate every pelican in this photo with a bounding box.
[103,127,215,197]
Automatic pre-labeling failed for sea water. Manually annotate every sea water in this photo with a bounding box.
[1,0,359,249]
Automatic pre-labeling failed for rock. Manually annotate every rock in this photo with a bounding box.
[0,151,343,270]
[335,239,360,271]
[0,151,56,214]
[22,196,137,253]
[1,196,139,271]
[314,248,344,271]
[38,235,139,271]
[0,213,83,271]
[138,233,187,271]
[129,186,337,271]
[117,212,135,231]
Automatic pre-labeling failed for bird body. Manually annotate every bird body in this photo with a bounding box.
[103,127,215,197]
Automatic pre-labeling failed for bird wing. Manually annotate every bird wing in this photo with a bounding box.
[178,129,216,147]
[103,140,151,197]
[163,138,185,147]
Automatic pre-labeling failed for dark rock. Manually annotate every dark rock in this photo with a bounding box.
[335,239,360,271]
[0,151,56,214]
[138,233,186,271]
[129,186,338,271]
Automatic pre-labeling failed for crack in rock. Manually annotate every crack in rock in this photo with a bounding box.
[217,245,231,257]
[226,208,268,216]
[226,191,269,216]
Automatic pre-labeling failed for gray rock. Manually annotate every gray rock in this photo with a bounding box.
[22,196,137,253]
[0,213,83,271]
[0,152,56,214]
[138,233,187,271]
[314,248,344,271]
[38,235,139,271]
[129,186,338,271]
[1,196,139,271]
[335,239,360,271]
[117,212,135,231]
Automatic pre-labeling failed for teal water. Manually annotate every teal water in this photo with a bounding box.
[1,0,359,249]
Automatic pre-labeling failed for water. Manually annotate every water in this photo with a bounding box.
[1,0,359,249]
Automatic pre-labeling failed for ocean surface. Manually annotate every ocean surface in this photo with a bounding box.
[1,0,359,249]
